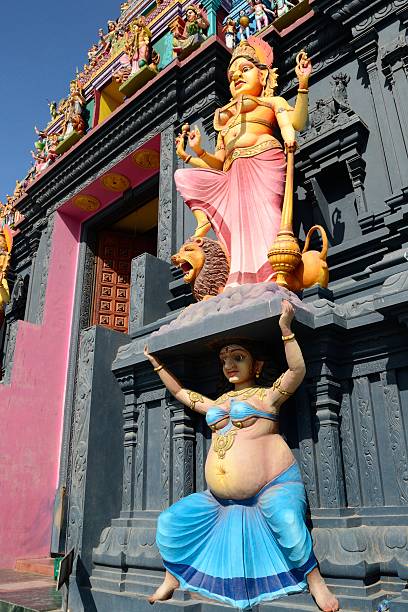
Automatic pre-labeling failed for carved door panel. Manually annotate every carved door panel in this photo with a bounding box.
[91,230,155,333]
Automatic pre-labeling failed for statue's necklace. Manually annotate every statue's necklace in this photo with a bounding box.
[216,386,267,403]
[212,388,267,460]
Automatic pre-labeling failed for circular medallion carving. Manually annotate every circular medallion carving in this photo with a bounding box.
[133,149,160,169]
[101,173,130,192]
[73,194,100,212]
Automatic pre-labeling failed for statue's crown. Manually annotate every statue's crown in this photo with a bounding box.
[229,37,274,68]
[185,3,201,14]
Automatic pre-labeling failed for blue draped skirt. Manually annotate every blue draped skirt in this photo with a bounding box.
[156,462,317,609]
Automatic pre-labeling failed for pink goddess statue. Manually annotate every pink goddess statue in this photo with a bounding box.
[145,300,339,611]
[175,38,311,286]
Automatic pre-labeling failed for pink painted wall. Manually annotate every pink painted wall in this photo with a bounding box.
[0,136,161,569]
[0,212,81,568]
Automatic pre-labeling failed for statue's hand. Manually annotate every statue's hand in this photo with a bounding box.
[279,299,295,333]
[188,126,202,154]
[295,51,312,86]
[144,345,161,368]
[175,133,187,160]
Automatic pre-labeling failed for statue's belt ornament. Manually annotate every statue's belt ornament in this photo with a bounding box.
[223,139,281,171]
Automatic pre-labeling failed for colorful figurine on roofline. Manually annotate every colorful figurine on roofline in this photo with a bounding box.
[172,3,209,59]
[173,37,329,296]
[112,15,160,92]
[145,300,339,611]
[223,0,300,48]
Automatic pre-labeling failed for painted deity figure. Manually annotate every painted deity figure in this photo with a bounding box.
[97,27,109,55]
[273,0,295,17]
[105,20,119,54]
[61,80,86,139]
[31,130,49,175]
[124,17,152,72]
[249,0,275,31]
[145,301,339,611]
[175,38,311,286]
[48,100,58,121]
[113,17,159,83]
[222,17,237,49]
[238,10,251,40]
[173,4,209,58]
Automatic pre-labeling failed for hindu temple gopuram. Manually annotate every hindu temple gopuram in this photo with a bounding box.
[1,0,408,611]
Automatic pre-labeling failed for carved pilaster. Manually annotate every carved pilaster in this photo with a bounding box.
[295,385,319,508]
[1,320,19,384]
[157,126,178,262]
[66,327,96,560]
[381,35,408,165]
[170,399,195,502]
[353,30,404,197]
[309,375,346,509]
[194,414,207,493]
[353,376,384,506]
[160,399,171,509]
[339,380,362,507]
[380,370,408,505]
[36,213,55,325]
[116,373,144,513]
[201,0,223,35]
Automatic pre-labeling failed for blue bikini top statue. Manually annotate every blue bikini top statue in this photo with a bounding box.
[206,399,279,432]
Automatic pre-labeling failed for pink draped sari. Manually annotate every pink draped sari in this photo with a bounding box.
[174,148,286,286]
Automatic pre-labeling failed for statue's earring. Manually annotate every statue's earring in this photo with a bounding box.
[255,370,260,379]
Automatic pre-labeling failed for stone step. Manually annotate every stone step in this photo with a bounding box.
[15,558,54,578]
[0,568,62,611]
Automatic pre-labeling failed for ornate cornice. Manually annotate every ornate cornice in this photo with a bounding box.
[312,0,406,31]
[381,33,408,80]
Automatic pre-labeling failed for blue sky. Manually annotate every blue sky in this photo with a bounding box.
[0,1,120,201]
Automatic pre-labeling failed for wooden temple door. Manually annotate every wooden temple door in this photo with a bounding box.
[91,230,155,333]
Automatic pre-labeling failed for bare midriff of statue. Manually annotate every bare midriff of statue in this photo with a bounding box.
[205,420,294,499]
[145,301,340,611]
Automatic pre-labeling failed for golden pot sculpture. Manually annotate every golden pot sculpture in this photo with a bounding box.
[268,230,302,288]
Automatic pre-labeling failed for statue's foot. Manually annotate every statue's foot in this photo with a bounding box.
[307,569,340,611]
[148,574,179,604]
[194,221,212,238]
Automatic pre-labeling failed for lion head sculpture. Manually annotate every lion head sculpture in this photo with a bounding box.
[171,236,230,301]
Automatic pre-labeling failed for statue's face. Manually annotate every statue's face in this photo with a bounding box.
[228,58,263,97]
[186,9,196,21]
[219,345,255,385]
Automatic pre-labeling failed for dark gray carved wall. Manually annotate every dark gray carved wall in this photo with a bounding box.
[4,0,407,610]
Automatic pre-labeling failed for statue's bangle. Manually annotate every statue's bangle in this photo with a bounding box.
[184,155,192,163]
[282,333,295,342]
[154,365,164,372]
[198,149,207,158]
[297,88,309,94]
